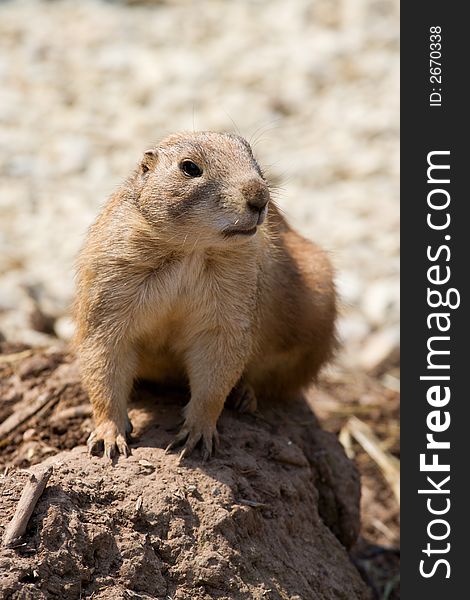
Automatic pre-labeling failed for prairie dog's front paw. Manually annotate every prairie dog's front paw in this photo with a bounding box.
[88,419,131,459]
[166,415,219,461]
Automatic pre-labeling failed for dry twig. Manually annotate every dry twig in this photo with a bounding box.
[49,404,92,424]
[0,392,58,441]
[0,350,34,365]
[342,416,400,505]
[2,465,53,548]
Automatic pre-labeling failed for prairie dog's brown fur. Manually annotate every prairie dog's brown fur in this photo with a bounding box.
[74,131,336,459]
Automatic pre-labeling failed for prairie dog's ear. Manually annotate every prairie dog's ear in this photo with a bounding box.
[141,149,158,174]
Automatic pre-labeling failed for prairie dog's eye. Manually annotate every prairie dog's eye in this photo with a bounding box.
[180,160,203,178]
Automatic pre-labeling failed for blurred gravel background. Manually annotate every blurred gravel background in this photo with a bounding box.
[0,0,399,371]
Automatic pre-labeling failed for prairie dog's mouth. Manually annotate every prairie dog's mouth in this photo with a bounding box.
[223,225,258,238]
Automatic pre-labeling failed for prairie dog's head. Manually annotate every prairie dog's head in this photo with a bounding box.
[135,131,270,247]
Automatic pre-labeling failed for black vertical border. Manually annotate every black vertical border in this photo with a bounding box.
[401,3,467,597]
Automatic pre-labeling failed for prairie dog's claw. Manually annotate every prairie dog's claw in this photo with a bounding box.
[88,421,131,459]
[166,420,218,461]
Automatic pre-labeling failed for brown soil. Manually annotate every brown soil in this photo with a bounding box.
[0,344,397,599]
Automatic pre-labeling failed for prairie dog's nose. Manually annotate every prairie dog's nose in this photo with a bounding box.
[243,179,270,212]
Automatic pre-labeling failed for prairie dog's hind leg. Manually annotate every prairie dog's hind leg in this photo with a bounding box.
[226,379,258,414]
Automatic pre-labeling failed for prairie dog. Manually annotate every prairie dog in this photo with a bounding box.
[74,132,336,459]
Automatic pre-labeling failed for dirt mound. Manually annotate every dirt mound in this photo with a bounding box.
[0,347,370,599]
[0,446,367,600]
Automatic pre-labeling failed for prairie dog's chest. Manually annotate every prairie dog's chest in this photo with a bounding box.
[160,253,214,310]
[141,252,257,339]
